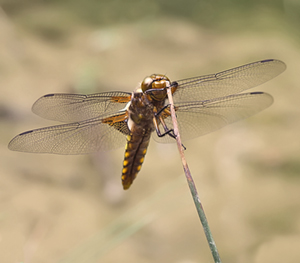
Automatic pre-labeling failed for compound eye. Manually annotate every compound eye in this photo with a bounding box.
[152,79,167,89]
[141,76,153,92]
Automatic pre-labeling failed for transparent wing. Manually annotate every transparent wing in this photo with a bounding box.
[153,92,273,143]
[173,59,285,102]
[8,111,129,154]
[32,91,131,122]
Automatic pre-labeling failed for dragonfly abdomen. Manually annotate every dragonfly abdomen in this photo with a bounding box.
[122,131,151,190]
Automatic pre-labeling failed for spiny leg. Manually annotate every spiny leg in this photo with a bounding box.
[153,107,186,150]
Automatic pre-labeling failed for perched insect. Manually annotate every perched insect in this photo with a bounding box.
[8,59,286,189]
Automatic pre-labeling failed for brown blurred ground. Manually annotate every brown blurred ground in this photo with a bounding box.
[0,1,300,263]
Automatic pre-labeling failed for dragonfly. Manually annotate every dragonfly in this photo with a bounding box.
[8,59,286,189]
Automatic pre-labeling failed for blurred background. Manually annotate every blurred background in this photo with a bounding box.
[0,0,300,262]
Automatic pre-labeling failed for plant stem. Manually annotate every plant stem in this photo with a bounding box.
[166,87,222,263]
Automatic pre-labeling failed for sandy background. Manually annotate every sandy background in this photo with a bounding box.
[0,1,300,263]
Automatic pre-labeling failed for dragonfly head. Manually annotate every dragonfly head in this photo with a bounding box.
[141,74,171,101]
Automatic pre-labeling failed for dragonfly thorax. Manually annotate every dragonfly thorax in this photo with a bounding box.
[128,92,155,129]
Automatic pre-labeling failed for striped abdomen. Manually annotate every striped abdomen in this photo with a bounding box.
[122,131,151,190]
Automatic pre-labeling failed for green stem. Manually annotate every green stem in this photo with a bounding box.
[166,87,222,263]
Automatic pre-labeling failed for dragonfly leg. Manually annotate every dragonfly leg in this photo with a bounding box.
[153,111,186,150]
[155,104,170,117]
[152,115,176,139]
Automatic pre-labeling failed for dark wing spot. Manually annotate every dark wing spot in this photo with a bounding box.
[261,59,274,63]
[250,92,264,95]
[19,130,34,135]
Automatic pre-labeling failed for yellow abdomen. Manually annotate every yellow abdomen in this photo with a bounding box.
[121,132,151,189]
